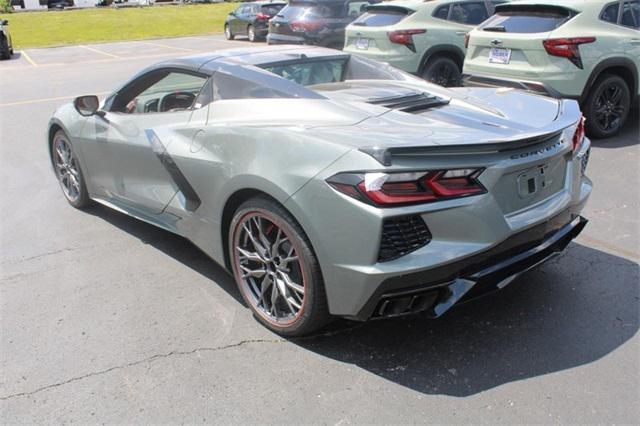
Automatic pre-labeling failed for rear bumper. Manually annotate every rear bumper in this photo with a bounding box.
[358,213,587,321]
[344,46,420,74]
[463,73,572,100]
[267,33,305,45]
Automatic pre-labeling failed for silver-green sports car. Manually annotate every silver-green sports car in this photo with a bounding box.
[48,46,592,336]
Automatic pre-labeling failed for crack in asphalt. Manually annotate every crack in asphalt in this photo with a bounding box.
[0,339,283,402]
[0,324,367,402]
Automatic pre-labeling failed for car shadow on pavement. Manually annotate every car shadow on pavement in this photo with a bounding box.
[293,243,639,397]
[86,205,638,397]
[84,204,244,305]
[590,109,639,148]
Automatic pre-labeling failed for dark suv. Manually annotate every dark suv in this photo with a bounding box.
[267,0,379,48]
[0,20,13,60]
[225,1,287,42]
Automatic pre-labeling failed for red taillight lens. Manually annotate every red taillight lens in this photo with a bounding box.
[572,115,585,153]
[542,37,595,69]
[388,29,426,52]
[256,12,271,20]
[464,33,470,49]
[327,169,485,207]
[290,20,323,32]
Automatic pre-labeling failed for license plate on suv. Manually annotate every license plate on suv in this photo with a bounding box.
[355,38,369,50]
[489,47,511,64]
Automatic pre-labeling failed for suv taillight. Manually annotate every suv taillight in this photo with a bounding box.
[290,21,323,32]
[388,29,426,52]
[573,115,585,153]
[327,169,486,207]
[542,37,595,69]
[256,12,271,20]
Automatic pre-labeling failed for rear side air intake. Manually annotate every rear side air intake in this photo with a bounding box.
[378,215,431,262]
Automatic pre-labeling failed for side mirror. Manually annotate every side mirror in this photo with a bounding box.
[74,95,100,117]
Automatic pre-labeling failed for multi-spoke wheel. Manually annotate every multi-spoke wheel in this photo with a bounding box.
[247,25,257,43]
[224,24,234,41]
[52,130,91,208]
[230,197,329,336]
[422,57,462,88]
[584,74,631,139]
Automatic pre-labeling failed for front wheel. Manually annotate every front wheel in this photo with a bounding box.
[52,130,92,209]
[421,56,462,87]
[583,74,631,139]
[224,24,234,41]
[229,197,330,336]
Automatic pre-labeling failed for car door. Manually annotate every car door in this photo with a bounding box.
[235,4,250,33]
[78,68,209,214]
[621,0,640,96]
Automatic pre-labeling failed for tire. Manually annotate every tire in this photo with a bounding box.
[583,74,631,139]
[224,24,234,41]
[247,25,257,43]
[421,56,462,87]
[0,37,9,60]
[51,130,92,209]
[229,196,331,336]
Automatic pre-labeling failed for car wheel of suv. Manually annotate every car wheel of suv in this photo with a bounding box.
[247,25,257,42]
[52,130,92,209]
[229,196,330,336]
[422,57,461,87]
[224,24,234,41]
[584,74,631,139]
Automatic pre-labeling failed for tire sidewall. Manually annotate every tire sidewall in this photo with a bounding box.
[229,198,327,336]
[422,57,461,87]
[247,25,256,42]
[584,75,631,139]
[224,24,233,40]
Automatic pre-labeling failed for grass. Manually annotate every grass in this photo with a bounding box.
[0,3,237,49]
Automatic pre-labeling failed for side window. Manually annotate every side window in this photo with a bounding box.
[622,0,639,27]
[601,2,620,24]
[233,4,243,15]
[347,1,369,18]
[114,70,207,114]
[211,72,290,100]
[449,2,489,25]
[433,4,450,20]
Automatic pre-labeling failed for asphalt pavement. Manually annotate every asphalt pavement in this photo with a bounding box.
[1,35,638,424]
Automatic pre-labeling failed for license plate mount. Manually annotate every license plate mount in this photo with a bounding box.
[355,38,370,50]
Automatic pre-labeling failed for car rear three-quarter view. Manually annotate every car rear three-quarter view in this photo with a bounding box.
[48,46,592,336]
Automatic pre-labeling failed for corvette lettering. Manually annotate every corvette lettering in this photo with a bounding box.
[510,140,564,159]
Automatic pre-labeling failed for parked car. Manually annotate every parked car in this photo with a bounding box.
[48,46,591,336]
[463,0,640,138]
[344,0,506,87]
[225,1,287,42]
[267,0,378,48]
[0,20,13,60]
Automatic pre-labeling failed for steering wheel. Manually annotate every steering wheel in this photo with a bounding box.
[159,91,196,112]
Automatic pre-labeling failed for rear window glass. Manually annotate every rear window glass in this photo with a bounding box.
[261,4,284,15]
[351,9,410,26]
[261,59,347,86]
[278,3,346,19]
[480,7,574,33]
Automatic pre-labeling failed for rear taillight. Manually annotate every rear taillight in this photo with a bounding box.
[256,12,271,20]
[290,21,323,32]
[327,169,486,207]
[542,37,595,69]
[388,29,426,52]
[464,33,470,49]
[572,115,585,153]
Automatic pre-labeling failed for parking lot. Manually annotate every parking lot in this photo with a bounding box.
[1,35,638,423]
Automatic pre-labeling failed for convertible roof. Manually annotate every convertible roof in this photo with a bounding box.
[150,45,346,75]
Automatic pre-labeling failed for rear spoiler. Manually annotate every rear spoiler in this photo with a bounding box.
[494,3,579,15]
[360,99,581,166]
[362,4,417,13]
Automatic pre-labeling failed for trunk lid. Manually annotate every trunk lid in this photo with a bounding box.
[345,4,416,53]
[465,4,577,78]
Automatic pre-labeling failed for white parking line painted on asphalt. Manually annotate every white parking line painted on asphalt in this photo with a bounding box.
[0,92,111,108]
[139,41,198,52]
[79,45,123,59]
[20,51,38,67]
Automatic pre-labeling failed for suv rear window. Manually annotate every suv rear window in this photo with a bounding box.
[278,2,346,19]
[351,8,411,26]
[261,4,284,15]
[480,6,574,33]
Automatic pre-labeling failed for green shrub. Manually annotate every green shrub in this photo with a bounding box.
[0,0,12,14]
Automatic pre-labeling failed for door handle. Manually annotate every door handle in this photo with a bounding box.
[456,31,467,36]
[630,39,640,44]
